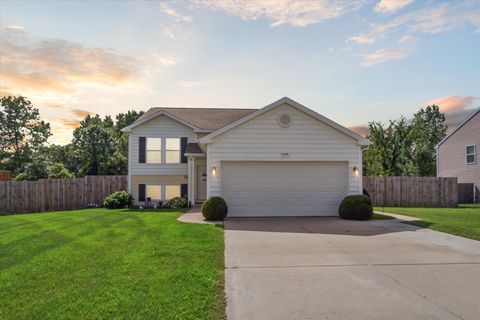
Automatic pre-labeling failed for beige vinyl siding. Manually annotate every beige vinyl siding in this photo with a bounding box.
[128,115,196,176]
[131,175,187,204]
[207,103,362,197]
[438,111,480,188]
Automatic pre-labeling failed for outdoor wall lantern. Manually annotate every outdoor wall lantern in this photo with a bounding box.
[212,166,217,176]
[353,166,359,176]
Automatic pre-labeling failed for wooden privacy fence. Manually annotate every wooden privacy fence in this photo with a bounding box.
[0,175,127,214]
[363,176,458,208]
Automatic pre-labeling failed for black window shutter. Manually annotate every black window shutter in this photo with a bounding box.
[139,137,146,163]
[181,184,188,199]
[138,184,146,202]
[180,137,188,163]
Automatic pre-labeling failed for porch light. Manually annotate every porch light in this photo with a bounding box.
[212,166,217,176]
[353,166,359,176]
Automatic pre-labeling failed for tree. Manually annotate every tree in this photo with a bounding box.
[0,96,51,175]
[48,163,74,179]
[115,110,144,158]
[13,152,49,181]
[363,105,447,177]
[72,115,118,176]
[363,117,413,176]
[409,105,446,176]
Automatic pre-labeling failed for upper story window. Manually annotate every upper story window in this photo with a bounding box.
[466,144,476,164]
[165,138,181,163]
[147,138,162,163]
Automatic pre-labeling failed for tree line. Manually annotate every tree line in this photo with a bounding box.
[0,95,448,181]
[0,96,143,180]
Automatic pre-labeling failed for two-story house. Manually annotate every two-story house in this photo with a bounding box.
[436,107,480,203]
[121,97,370,217]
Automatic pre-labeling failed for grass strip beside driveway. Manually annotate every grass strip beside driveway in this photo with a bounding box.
[0,209,225,320]
[374,204,480,241]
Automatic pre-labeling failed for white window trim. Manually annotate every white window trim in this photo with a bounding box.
[146,184,162,201]
[146,184,182,201]
[144,137,184,165]
[146,137,162,164]
[165,185,181,199]
[466,144,476,165]
[165,137,182,164]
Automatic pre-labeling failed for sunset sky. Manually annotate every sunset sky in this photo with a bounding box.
[1,0,479,144]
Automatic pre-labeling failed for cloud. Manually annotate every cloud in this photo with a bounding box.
[153,54,178,66]
[360,47,410,66]
[351,3,480,44]
[163,27,175,39]
[192,0,365,27]
[0,30,142,95]
[6,25,25,31]
[161,3,193,22]
[428,95,478,130]
[374,0,414,14]
[179,81,204,88]
[70,108,96,118]
[52,118,82,129]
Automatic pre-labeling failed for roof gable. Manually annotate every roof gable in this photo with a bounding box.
[199,97,370,146]
[436,107,480,148]
[121,107,257,133]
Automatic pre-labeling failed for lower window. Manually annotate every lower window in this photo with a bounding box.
[146,185,161,200]
[165,185,181,199]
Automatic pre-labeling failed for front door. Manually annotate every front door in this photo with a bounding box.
[196,165,207,201]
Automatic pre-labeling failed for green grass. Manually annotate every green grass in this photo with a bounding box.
[0,209,225,320]
[371,213,395,220]
[374,204,480,241]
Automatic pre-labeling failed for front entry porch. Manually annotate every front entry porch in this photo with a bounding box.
[186,144,207,204]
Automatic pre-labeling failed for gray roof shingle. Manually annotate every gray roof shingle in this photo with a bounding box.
[135,107,258,132]
[185,143,204,154]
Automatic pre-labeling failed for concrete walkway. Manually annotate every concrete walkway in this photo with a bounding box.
[177,205,223,225]
[224,216,480,320]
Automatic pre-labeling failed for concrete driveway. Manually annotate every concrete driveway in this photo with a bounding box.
[224,216,480,320]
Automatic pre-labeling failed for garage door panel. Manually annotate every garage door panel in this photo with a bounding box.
[221,161,348,217]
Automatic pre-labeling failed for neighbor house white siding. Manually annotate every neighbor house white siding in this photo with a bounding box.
[206,103,362,197]
[128,115,196,177]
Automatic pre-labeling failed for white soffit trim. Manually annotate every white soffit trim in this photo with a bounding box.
[121,110,201,133]
[436,107,480,148]
[199,97,370,146]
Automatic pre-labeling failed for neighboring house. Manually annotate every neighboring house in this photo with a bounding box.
[436,107,480,203]
[122,97,370,217]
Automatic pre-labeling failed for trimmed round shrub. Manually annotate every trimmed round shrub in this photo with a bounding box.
[103,191,134,209]
[170,197,188,209]
[201,197,228,221]
[338,195,373,221]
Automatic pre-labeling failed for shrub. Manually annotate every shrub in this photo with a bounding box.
[103,191,134,209]
[338,195,373,221]
[48,163,74,179]
[170,197,188,209]
[201,197,228,221]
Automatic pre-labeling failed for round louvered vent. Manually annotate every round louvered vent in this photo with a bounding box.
[277,114,292,128]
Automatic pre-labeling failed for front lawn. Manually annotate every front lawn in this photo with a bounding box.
[375,204,480,241]
[0,209,225,320]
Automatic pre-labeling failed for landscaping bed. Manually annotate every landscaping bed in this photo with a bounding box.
[374,204,480,241]
[0,209,225,319]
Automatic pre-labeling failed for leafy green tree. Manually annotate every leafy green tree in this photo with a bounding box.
[363,105,446,177]
[363,117,413,176]
[408,105,447,176]
[41,144,82,177]
[72,115,118,176]
[13,152,49,181]
[0,96,51,175]
[115,110,144,158]
[48,163,74,179]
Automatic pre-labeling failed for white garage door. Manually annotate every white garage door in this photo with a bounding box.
[221,161,348,217]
